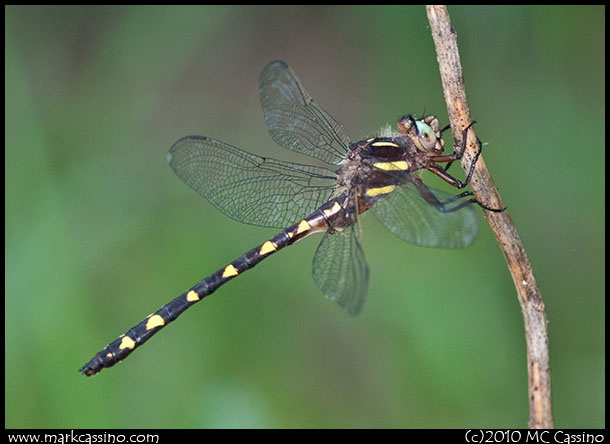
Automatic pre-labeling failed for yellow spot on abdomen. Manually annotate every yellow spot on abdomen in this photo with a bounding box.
[259,241,277,256]
[366,185,396,196]
[146,314,165,331]
[186,290,200,302]
[119,336,136,350]
[323,202,342,218]
[373,161,409,171]
[222,264,239,278]
[371,141,400,148]
[296,219,311,235]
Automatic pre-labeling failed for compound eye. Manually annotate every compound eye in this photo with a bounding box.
[415,121,438,151]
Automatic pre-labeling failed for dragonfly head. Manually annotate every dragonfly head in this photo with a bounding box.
[397,114,444,153]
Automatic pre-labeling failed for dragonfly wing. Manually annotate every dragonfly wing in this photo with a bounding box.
[312,222,369,316]
[168,135,337,228]
[371,182,480,248]
[259,60,350,166]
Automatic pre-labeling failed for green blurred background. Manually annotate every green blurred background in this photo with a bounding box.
[5,6,604,428]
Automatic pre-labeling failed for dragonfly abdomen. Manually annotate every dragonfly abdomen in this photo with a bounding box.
[79,201,341,376]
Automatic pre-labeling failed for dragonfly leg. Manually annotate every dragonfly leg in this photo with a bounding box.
[430,121,479,178]
[412,178,505,213]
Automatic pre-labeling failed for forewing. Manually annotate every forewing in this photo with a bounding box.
[259,61,350,165]
[168,135,336,228]
[371,183,479,248]
[312,223,369,316]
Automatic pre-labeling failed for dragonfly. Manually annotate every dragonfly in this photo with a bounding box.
[79,60,502,376]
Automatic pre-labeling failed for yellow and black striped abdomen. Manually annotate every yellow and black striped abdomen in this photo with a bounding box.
[79,199,341,376]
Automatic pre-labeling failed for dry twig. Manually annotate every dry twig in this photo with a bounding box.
[425,5,554,429]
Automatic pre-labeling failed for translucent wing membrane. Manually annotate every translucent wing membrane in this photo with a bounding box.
[259,60,351,166]
[371,183,479,248]
[312,223,369,316]
[168,136,337,228]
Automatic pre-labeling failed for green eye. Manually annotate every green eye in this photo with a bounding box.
[415,121,431,137]
[415,121,436,150]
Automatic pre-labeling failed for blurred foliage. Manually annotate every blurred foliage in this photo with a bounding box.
[5,5,604,428]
